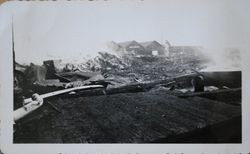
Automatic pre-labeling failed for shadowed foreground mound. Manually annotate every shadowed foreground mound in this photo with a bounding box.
[14,90,241,143]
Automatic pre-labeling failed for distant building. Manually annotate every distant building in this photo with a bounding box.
[118,40,145,56]
[109,40,168,57]
[108,40,206,61]
[140,41,167,56]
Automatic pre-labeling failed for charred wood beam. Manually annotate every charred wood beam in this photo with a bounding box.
[63,79,173,98]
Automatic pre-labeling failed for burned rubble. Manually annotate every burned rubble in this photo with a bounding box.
[13,46,242,143]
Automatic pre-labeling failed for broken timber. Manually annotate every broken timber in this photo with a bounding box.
[14,85,104,122]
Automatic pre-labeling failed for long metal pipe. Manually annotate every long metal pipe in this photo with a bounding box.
[14,85,104,122]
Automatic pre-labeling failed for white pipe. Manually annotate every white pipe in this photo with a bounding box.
[14,85,104,122]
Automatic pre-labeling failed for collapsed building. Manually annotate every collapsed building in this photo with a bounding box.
[13,53,242,143]
[13,39,242,143]
[10,13,242,142]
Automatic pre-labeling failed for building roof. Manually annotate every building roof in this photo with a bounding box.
[117,40,165,49]
[140,41,163,48]
[118,40,139,48]
[170,45,202,48]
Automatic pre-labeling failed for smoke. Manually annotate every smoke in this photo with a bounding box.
[201,47,241,71]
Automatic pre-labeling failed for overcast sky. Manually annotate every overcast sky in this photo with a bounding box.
[1,0,249,64]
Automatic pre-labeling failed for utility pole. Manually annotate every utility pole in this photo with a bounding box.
[12,16,15,71]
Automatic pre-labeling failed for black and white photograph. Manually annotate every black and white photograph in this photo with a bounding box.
[1,0,250,153]
[10,1,243,144]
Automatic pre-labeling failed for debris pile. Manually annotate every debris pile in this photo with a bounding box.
[13,50,215,97]
[13,48,242,143]
[80,52,127,72]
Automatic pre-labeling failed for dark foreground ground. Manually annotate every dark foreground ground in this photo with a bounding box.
[14,89,241,143]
